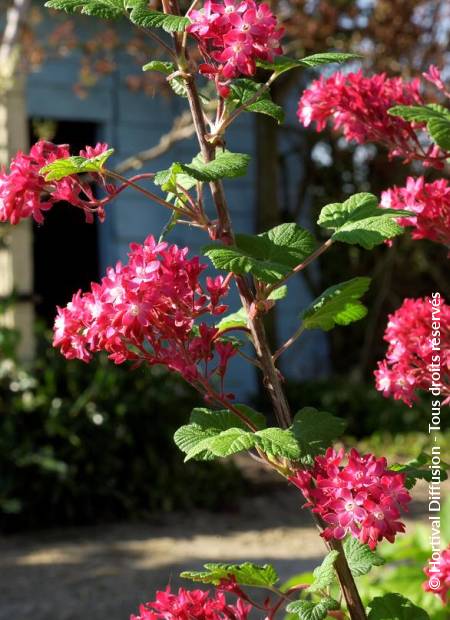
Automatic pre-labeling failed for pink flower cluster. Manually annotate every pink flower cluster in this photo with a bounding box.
[0,140,110,225]
[53,235,236,388]
[423,544,450,605]
[375,297,450,406]
[131,587,251,620]
[381,176,450,249]
[188,0,283,96]
[290,448,411,550]
[297,70,448,166]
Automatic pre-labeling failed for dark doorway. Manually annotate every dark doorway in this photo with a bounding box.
[31,120,100,324]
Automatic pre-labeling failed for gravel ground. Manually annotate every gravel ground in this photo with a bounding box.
[0,462,445,620]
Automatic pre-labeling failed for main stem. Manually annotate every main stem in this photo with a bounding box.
[177,43,366,620]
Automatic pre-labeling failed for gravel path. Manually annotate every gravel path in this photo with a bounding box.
[0,466,443,620]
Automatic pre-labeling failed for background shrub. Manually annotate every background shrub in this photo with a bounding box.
[0,330,244,532]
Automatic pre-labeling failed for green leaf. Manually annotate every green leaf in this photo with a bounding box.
[343,538,385,577]
[255,427,301,460]
[301,277,371,331]
[298,52,362,68]
[318,193,411,249]
[389,452,448,489]
[216,308,248,333]
[389,104,450,151]
[204,223,316,284]
[40,148,114,181]
[183,151,251,182]
[286,597,340,620]
[181,562,279,588]
[129,5,190,32]
[45,0,125,19]
[190,405,266,432]
[258,52,360,76]
[307,551,339,592]
[268,285,288,300]
[292,407,346,464]
[228,79,284,123]
[205,427,257,458]
[367,593,430,619]
[173,424,216,461]
[142,60,175,74]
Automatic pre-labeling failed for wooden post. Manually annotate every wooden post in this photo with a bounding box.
[0,0,34,360]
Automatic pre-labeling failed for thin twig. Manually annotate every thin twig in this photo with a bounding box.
[273,325,305,361]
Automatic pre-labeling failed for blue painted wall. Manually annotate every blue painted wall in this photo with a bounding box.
[26,6,330,398]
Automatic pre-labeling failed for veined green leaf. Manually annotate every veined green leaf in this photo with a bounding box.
[45,0,125,19]
[292,407,346,464]
[129,5,190,32]
[228,79,284,123]
[204,223,316,284]
[367,593,430,619]
[40,148,114,181]
[286,597,340,620]
[389,103,450,151]
[343,538,385,577]
[307,551,339,592]
[318,193,412,249]
[257,52,361,76]
[181,562,279,588]
[301,277,371,331]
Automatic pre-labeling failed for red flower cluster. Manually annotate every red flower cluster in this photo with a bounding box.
[290,448,411,549]
[381,176,450,249]
[375,297,450,406]
[297,70,448,166]
[423,544,450,605]
[53,235,236,387]
[131,587,251,620]
[0,140,110,225]
[188,0,283,96]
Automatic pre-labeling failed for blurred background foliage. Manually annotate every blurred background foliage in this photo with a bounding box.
[0,325,244,532]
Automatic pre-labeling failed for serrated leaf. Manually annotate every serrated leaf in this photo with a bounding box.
[173,424,216,461]
[307,551,339,592]
[183,151,251,182]
[286,597,340,620]
[190,405,266,432]
[40,148,114,181]
[389,452,448,489]
[292,408,346,463]
[129,5,190,32]
[301,277,371,331]
[255,427,301,460]
[258,52,360,76]
[45,0,125,19]
[204,223,316,284]
[367,593,430,619]
[389,104,450,152]
[228,79,284,123]
[181,562,279,587]
[206,427,256,458]
[268,285,288,300]
[318,193,411,249]
[216,308,248,333]
[343,538,385,577]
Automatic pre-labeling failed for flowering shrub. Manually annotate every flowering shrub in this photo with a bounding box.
[289,448,411,550]
[375,297,450,406]
[131,587,252,620]
[423,544,450,605]
[381,176,450,248]
[5,0,450,617]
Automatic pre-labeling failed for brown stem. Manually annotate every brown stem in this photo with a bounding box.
[172,31,365,618]
[327,539,367,620]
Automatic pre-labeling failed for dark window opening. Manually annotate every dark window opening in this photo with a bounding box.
[31,120,100,325]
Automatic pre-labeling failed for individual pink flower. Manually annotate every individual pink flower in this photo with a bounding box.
[381,176,450,249]
[423,65,450,99]
[423,544,450,605]
[131,586,252,620]
[297,69,449,167]
[0,140,112,225]
[53,236,236,390]
[188,0,283,95]
[375,297,450,406]
[289,448,411,549]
